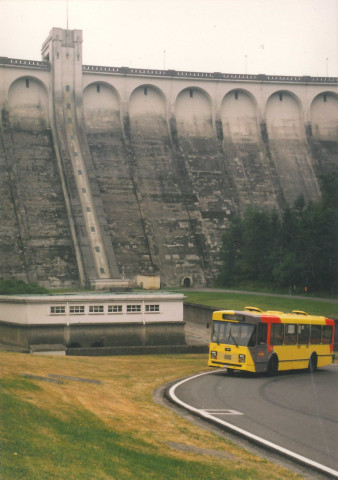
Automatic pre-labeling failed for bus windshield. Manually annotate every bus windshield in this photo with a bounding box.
[212,320,256,347]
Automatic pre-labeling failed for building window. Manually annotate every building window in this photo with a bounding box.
[90,226,95,232]
[69,305,85,314]
[25,79,30,88]
[50,306,65,315]
[323,94,327,102]
[66,85,70,91]
[235,91,238,100]
[67,103,71,109]
[86,207,91,212]
[189,89,193,98]
[127,305,141,313]
[68,118,72,123]
[100,267,105,274]
[279,93,283,101]
[108,305,122,313]
[95,246,100,252]
[144,87,147,96]
[97,84,100,93]
[89,305,104,313]
[145,304,160,312]
[78,170,82,175]
[82,188,86,193]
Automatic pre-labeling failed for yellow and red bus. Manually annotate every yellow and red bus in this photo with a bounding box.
[208,307,335,375]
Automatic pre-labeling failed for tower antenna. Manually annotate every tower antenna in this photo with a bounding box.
[66,0,69,30]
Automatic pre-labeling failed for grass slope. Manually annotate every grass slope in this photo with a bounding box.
[0,353,302,480]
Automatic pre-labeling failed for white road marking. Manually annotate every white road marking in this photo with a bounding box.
[168,370,338,478]
[203,409,244,415]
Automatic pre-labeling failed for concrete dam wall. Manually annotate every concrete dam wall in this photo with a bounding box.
[0,27,337,288]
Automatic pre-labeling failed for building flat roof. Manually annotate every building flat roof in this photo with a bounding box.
[0,291,185,303]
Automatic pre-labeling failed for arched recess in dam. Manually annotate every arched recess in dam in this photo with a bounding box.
[0,77,78,286]
[175,87,233,275]
[221,89,277,210]
[8,76,49,130]
[265,91,319,205]
[83,82,154,279]
[309,92,338,173]
[128,85,206,285]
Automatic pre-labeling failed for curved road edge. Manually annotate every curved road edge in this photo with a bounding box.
[165,371,338,479]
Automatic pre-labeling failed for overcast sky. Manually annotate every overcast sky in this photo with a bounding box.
[0,0,337,76]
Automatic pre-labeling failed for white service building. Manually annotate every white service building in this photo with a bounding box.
[0,292,186,350]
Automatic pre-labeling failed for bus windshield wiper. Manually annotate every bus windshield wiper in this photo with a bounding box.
[228,330,238,347]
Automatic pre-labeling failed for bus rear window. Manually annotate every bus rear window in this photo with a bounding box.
[310,325,321,344]
[322,325,333,344]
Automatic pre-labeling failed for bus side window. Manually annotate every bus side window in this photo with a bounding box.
[248,326,256,347]
[322,325,333,344]
[298,324,310,344]
[285,324,297,345]
[257,323,267,345]
[310,325,321,344]
[271,323,284,345]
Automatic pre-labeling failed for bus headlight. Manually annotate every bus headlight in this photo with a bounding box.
[211,350,217,359]
[239,354,246,363]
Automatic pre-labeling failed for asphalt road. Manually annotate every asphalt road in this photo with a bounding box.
[169,365,338,477]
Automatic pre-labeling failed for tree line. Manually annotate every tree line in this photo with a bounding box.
[217,174,338,294]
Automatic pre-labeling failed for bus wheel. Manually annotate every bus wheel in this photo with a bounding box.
[308,353,318,373]
[227,368,234,375]
[267,355,279,376]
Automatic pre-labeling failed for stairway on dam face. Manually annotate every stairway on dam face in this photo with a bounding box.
[0,112,79,286]
[85,126,155,280]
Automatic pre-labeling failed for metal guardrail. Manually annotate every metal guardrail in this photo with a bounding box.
[83,64,338,84]
[0,57,336,84]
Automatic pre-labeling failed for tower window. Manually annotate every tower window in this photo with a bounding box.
[25,79,29,88]
[66,85,70,92]
[189,89,193,98]
[95,246,100,252]
[144,87,147,96]
[279,93,283,101]
[96,84,100,93]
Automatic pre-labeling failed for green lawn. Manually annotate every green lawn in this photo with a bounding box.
[177,290,338,318]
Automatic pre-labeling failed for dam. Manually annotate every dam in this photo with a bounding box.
[0,27,337,288]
